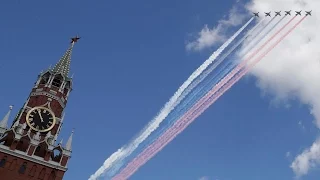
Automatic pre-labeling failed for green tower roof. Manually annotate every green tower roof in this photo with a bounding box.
[52,36,80,77]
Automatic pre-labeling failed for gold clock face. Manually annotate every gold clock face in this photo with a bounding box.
[26,106,56,132]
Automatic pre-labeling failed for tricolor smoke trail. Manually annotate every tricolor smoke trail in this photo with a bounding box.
[103,17,261,178]
[112,15,305,180]
[89,17,254,180]
[120,17,265,162]
[108,16,284,178]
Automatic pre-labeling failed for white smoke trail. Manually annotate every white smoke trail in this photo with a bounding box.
[88,17,254,180]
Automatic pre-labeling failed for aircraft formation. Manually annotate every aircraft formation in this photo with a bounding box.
[253,10,312,17]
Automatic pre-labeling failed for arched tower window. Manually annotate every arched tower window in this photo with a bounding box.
[51,148,62,162]
[18,162,27,174]
[34,142,48,158]
[0,156,7,167]
[39,72,51,85]
[52,74,63,88]
[16,136,30,152]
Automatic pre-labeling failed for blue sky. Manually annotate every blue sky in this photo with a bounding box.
[0,1,319,180]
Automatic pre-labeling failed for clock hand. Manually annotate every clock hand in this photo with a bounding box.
[37,109,44,122]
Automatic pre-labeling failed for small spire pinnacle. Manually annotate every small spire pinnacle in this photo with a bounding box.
[52,36,80,77]
[65,129,74,151]
[0,105,13,129]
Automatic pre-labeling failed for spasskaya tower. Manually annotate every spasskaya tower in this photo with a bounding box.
[0,36,80,180]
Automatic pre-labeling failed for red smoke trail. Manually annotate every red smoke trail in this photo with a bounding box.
[112,16,305,180]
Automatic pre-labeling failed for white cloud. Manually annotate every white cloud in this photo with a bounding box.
[219,5,248,26]
[240,0,320,177]
[199,176,210,180]
[286,151,292,158]
[291,138,320,177]
[186,5,247,51]
[186,24,226,51]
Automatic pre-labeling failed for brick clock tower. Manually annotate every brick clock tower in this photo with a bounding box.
[0,36,80,180]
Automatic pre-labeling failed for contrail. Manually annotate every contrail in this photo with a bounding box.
[89,17,255,180]
[118,16,284,169]
[113,15,304,179]
[245,16,276,43]
[112,19,268,171]
[112,15,302,179]
[239,15,286,58]
[110,18,266,173]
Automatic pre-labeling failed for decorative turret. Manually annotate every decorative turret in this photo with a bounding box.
[0,105,13,135]
[65,129,74,151]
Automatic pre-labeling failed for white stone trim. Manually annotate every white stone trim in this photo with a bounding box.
[36,88,43,92]
[47,75,55,88]
[62,149,71,157]
[65,90,71,101]
[59,82,66,93]
[49,90,57,95]
[61,97,65,103]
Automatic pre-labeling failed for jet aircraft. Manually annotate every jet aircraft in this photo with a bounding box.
[285,10,291,15]
[265,12,271,17]
[306,10,312,16]
[295,11,302,16]
[253,12,259,17]
[275,11,281,16]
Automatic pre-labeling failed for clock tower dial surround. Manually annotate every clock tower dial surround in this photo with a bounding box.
[26,106,56,132]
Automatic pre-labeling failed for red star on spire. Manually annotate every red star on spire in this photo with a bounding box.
[70,35,80,44]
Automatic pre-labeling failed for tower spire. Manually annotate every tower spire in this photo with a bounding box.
[65,129,74,151]
[0,105,13,129]
[52,36,80,77]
